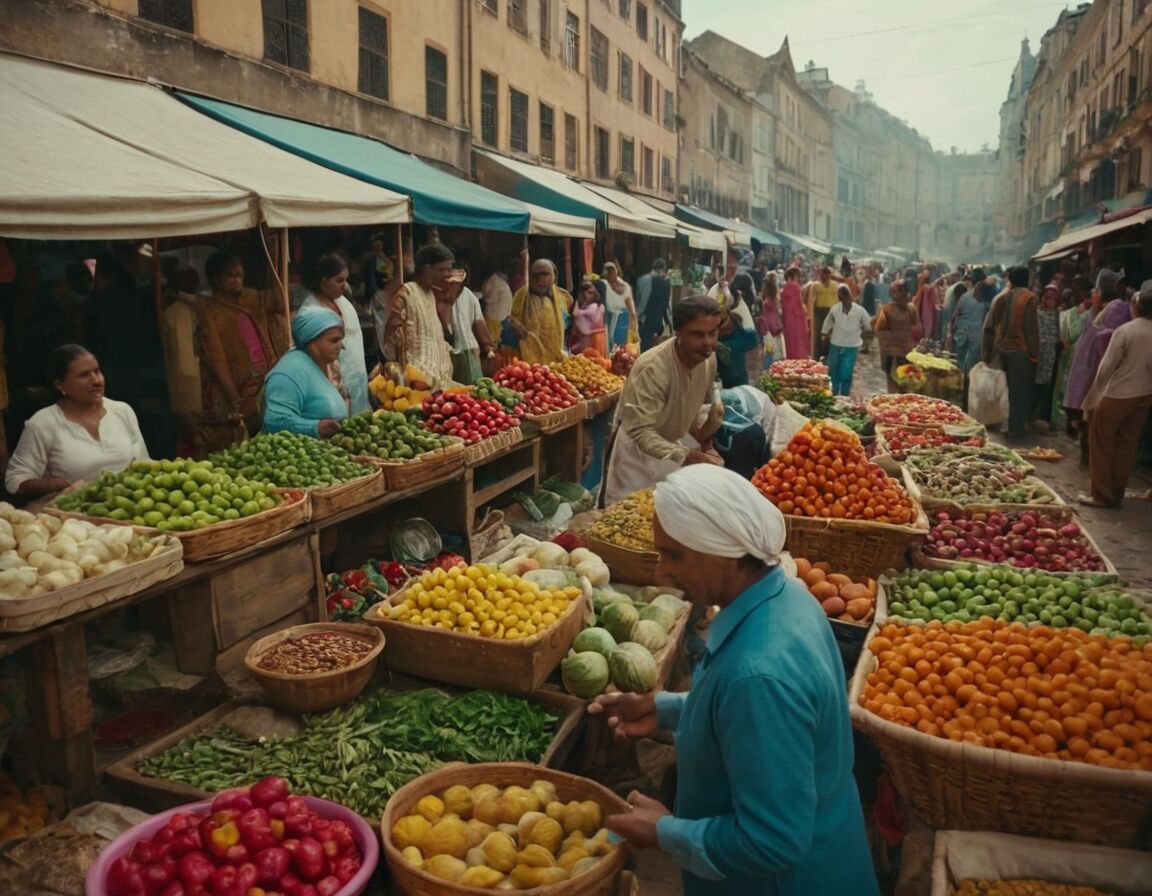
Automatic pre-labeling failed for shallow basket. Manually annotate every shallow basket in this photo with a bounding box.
[244,622,385,714]
[929,830,1152,896]
[362,589,586,695]
[781,501,929,581]
[381,763,630,896]
[520,402,586,435]
[901,464,1065,512]
[863,395,981,432]
[848,633,1152,844]
[583,536,660,587]
[582,391,621,417]
[309,465,387,520]
[362,441,467,491]
[463,426,524,466]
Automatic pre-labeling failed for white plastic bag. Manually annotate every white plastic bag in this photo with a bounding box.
[968,361,1008,426]
[770,401,809,456]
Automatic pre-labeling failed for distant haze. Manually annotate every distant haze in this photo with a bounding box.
[682,0,1074,153]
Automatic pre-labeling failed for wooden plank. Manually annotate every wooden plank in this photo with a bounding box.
[166,581,217,676]
[27,627,97,797]
[215,606,313,693]
[212,535,317,649]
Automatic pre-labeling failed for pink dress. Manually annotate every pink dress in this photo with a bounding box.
[571,302,608,356]
[781,280,810,360]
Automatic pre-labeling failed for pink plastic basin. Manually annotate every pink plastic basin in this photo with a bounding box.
[85,794,379,896]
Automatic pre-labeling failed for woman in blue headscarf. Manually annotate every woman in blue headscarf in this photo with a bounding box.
[263,305,349,438]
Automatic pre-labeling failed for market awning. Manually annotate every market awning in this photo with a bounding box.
[1033,207,1152,261]
[0,53,411,239]
[580,184,727,251]
[779,231,832,254]
[673,205,783,248]
[179,93,542,233]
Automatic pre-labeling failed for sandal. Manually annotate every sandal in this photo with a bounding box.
[1076,493,1117,508]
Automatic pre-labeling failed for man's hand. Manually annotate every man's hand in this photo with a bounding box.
[604,791,670,849]
[509,318,527,339]
[587,692,659,741]
[683,448,723,467]
[317,419,341,438]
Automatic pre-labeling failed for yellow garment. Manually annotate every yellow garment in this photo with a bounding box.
[161,297,201,415]
[811,280,839,310]
[385,281,453,389]
[511,285,573,364]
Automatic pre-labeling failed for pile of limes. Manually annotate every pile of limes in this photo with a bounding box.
[209,431,371,488]
[330,410,454,460]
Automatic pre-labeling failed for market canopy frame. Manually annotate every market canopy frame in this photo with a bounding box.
[1033,207,1152,261]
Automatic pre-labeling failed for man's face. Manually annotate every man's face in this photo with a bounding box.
[675,312,721,366]
[426,260,454,291]
[215,262,245,298]
[820,269,831,284]
[653,516,717,604]
[530,264,554,295]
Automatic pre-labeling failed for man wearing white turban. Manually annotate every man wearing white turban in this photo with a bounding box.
[589,466,877,896]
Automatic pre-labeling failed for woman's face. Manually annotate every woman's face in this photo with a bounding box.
[371,239,385,256]
[307,327,345,367]
[320,266,349,301]
[214,262,245,298]
[579,285,598,306]
[56,353,104,404]
[604,266,619,283]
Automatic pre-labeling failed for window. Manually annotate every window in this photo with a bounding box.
[661,156,673,194]
[425,46,448,120]
[539,102,555,162]
[262,0,309,71]
[564,12,580,69]
[618,51,633,102]
[138,0,193,32]
[1098,27,1107,67]
[539,0,550,52]
[1128,146,1144,191]
[618,0,630,21]
[565,113,578,170]
[636,2,648,40]
[595,127,610,178]
[620,136,635,176]
[640,67,653,116]
[510,88,529,151]
[480,71,498,146]
[357,7,389,101]
[479,0,496,12]
[663,88,675,129]
[654,19,666,59]
[508,0,526,33]
[591,27,608,90]
[1130,49,1142,104]
[642,145,654,189]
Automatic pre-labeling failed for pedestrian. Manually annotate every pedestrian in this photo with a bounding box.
[912,269,940,343]
[981,266,1039,439]
[757,273,784,368]
[780,266,811,360]
[602,261,638,350]
[508,258,574,364]
[1030,283,1062,430]
[1078,282,1152,508]
[439,266,498,385]
[570,279,608,357]
[639,262,672,351]
[1056,288,1092,436]
[805,266,839,360]
[874,281,920,393]
[299,253,370,415]
[821,284,872,396]
[860,268,877,355]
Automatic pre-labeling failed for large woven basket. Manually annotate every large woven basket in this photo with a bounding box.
[463,426,524,466]
[582,391,621,417]
[520,402,586,435]
[309,466,386,521]
[381,763,630,896]
[864,395,981,432]
[848,637,1152,844]
[901,466,1065,512]
[781,501,929,581]
[583,536,660,587]
[361,441,467,491]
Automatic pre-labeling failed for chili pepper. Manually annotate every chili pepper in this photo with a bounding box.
[341,570,369,592]
[107,856,148,896]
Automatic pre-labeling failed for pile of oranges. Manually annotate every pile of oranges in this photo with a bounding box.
[860,618,1152,770]
[752,421,915,524]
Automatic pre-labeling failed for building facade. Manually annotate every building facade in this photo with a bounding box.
[994,38,1038,259]
[937,150,1000,261]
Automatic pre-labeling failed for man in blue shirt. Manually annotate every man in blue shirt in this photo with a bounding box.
[589,465,878,896]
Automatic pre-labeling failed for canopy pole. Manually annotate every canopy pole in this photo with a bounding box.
[279,228,290,343]
[395,225,405,285]
[563,238,573,291]
[150,238,162,335]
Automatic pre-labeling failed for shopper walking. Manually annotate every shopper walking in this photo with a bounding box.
[874,281,920,393]
[780,266,810,360]
[1030,284,1062,429]
[981,266,1039,439]
[821,284,872,396]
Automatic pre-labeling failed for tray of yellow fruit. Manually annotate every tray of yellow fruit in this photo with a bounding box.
[363,563,587,695]
[369,363,434,412]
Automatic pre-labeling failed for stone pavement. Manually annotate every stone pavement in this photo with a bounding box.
[628,349,1152,895]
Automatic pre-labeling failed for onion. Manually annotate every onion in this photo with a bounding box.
[1058,523,1082,538]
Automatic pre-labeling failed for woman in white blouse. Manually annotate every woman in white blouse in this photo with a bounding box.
[5,344,149,497]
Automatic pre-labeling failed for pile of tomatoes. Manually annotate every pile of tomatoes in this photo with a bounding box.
[752,420,915,524]
[865,393,977,428]
[420,392,520,445]
[494,362,581,416]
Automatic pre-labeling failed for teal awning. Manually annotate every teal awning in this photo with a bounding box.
[674,205,782,247]
[177,93,532,232]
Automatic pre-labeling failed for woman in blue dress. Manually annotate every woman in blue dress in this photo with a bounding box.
[263,305,349,439]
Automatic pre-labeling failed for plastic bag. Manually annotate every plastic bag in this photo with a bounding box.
[968,361,1008,426]
[770,401,809,456]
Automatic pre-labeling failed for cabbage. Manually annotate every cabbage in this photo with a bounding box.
[572,627,617,659]
[562,651,610,698]
[629,619,669,652]
[608,643,658,693]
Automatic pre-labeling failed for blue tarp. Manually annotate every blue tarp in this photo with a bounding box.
[177,93,532,232]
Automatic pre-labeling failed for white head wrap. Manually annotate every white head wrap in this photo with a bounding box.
[653,465,786,565]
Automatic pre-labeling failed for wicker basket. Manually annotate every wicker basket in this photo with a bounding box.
[583,391,621,417]
[583,536,660,587]
[930,830,1152,896]
[244,622,385,714]
[864,395,981,432]
[0,536,183,632]
[520,402,586,435]
[381,763,630,896]
[781,501,929,581]
[309,466,387,521]
[362,589,586,695]
[463,426,524,466]
[901,466,1065,512]
[848,636,1152,844]
[361,441,467,491]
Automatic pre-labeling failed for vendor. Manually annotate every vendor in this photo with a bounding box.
[603,295,724,505]
[5,344,149,497]
[381,244,455,389]
[299,253,370,415]
[509,259,573,364]
[440,266,498,385]
[874,281,920,393]
[589,465,878,896]
[263,306,348,439]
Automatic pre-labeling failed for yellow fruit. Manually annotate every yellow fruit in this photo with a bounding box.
[480,831,518,873]
[525,817,564,854]
[416,795,445,823]
[556,847,590,871]
[423,854,468,882]
[401,846,424,867]
[464,818,493,848]
[443,784,474,818]
[510,865,569,887]
[391,814,432,851]
[422,816,470,859]
[516,844,556,868]
[393,397,410,412]
[516,810,547,844]
[459,865,505,888]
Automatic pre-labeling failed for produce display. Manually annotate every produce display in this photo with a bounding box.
[923,508,1108,572]
[388,779,619,888]
[0,772,53,843]
[903,447,1059,506]
[866,393,978,428]
[752,421,916,523]
[208,431,372,489]
[255,631,377,674]
[794,558,878,624]
[377,562,581,641]
[875,425,984,460]
[330,409,454,460]
[420,392,521,445]
[494,362,582,415]
[369,370,432,411]
[860,618,1152,769]
[138,689,563,817]
[893,363,928,390]
[884,566,1148,637]
[471,376,525,413]
[102,776,364,896]
[324,562,408,621]
[55,460,282,531]
[0,506,172,597]
[548,355,626,398]
[610,345,635,376]
[757,379,869,430]
[765,359,831,390]
[586,488,655,552]
[952,882,1111,896]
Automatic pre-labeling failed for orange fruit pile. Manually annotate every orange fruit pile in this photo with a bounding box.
[861,618,1152,770]
[795,558,877,623]
[752,421,915,523]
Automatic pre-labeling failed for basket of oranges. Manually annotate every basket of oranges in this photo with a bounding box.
[751,421,929,579]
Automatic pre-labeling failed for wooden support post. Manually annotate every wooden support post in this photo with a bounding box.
[29,627,96,797]
[396,225,405,286]
[563,238,573,290]
[279,228,291,346]
[151,238,163,334]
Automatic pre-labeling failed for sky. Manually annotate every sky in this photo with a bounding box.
[681,0,1079,153]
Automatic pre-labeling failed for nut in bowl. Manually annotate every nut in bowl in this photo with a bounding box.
[243,622,385,714]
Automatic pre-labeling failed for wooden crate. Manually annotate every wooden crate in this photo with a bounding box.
[308,466,386,521]
[362,590,587,695]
